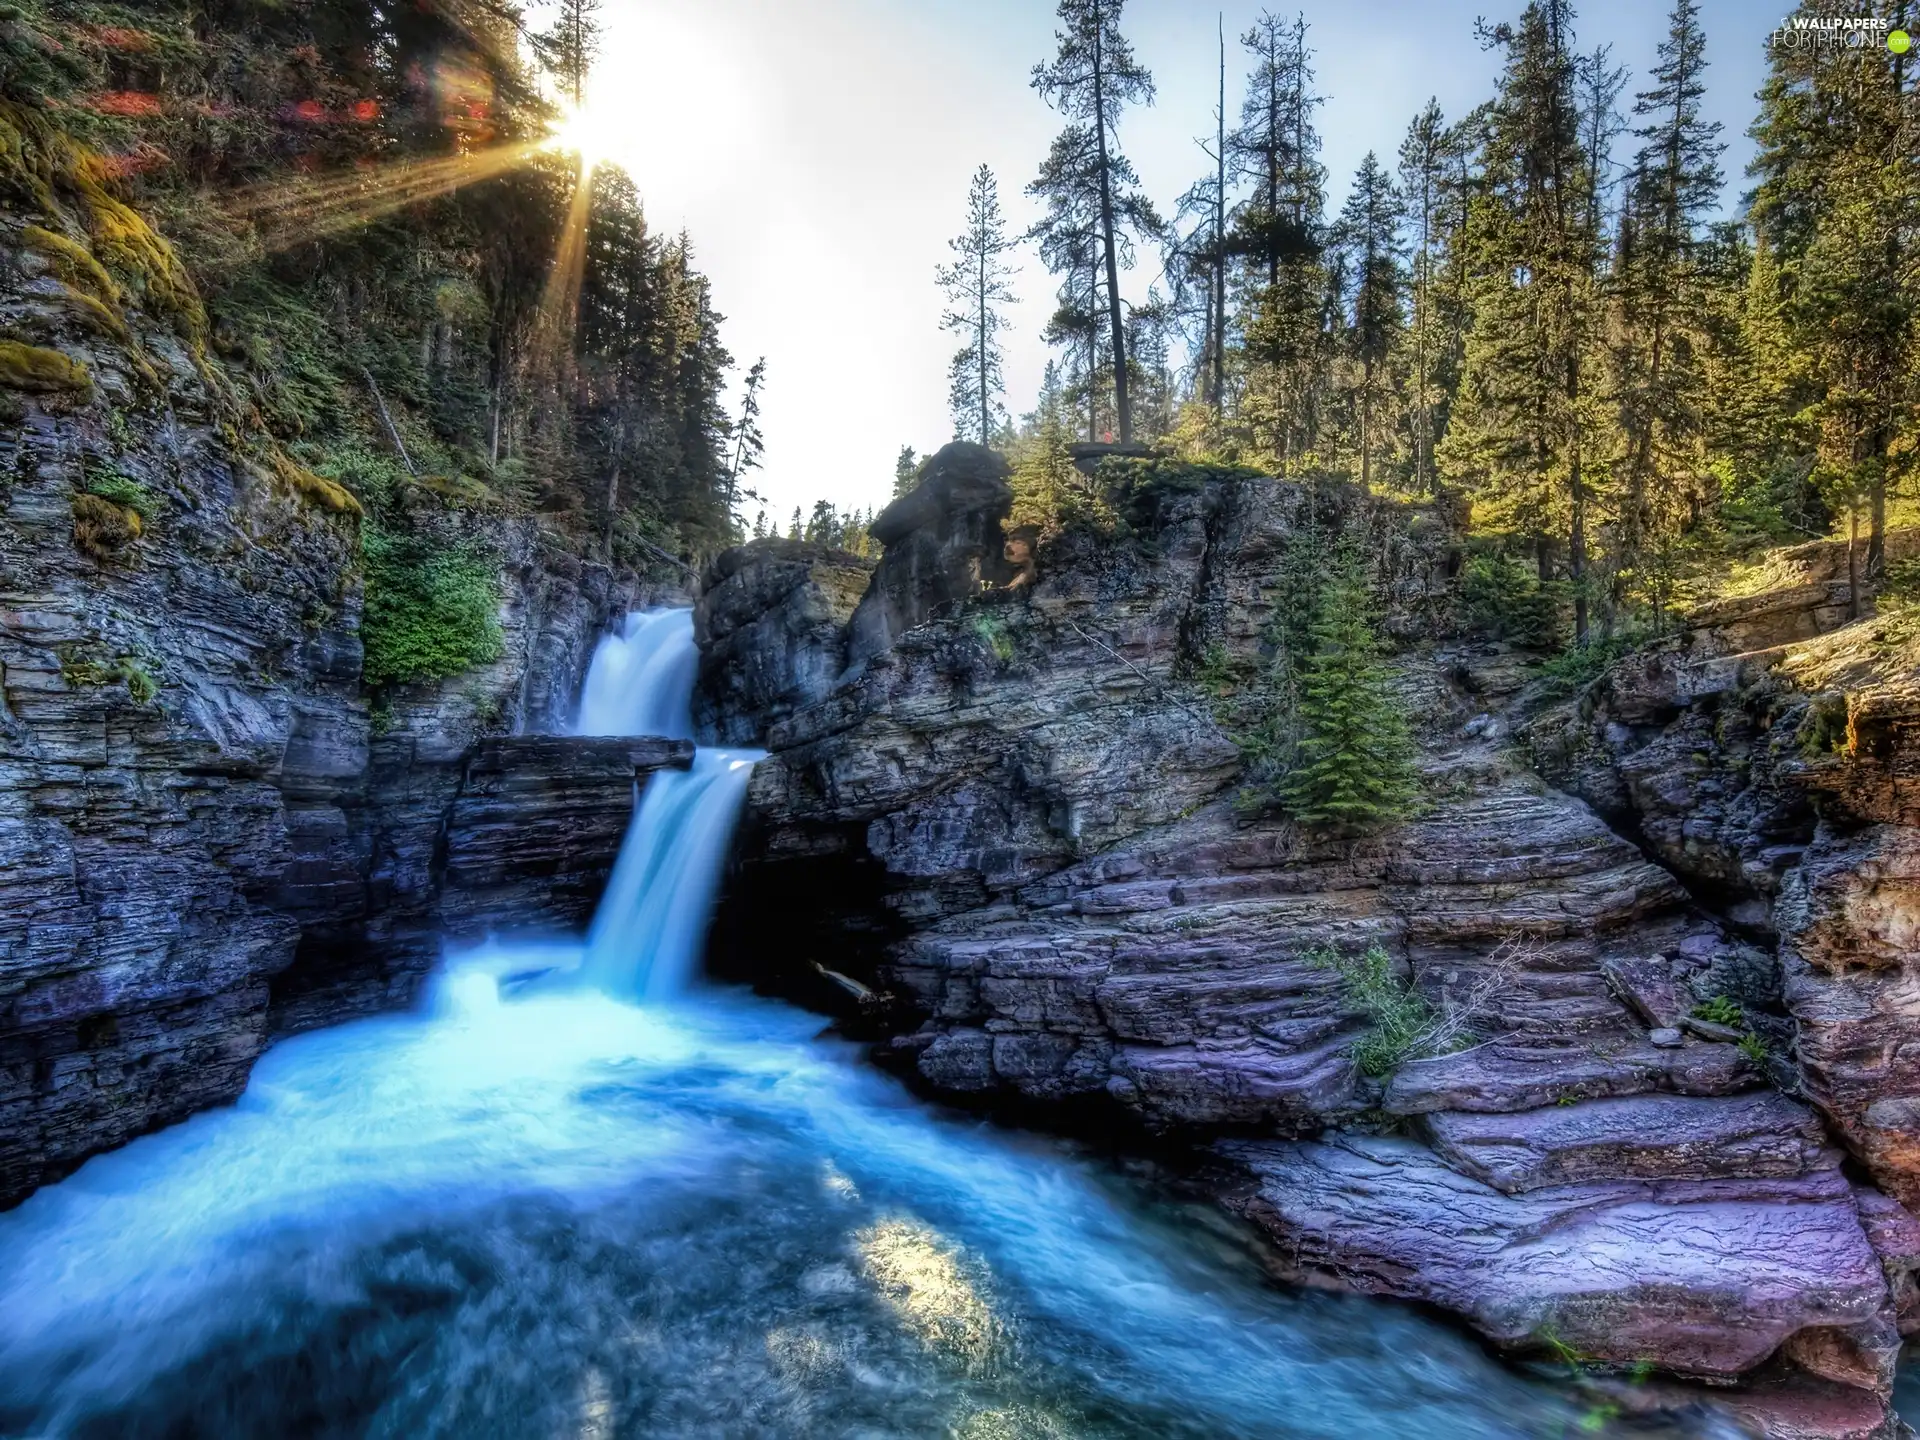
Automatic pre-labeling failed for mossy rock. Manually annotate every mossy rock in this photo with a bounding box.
[71,150,208,343]
[71,492,141,559]
[22,224,122,306]
[267,450,364,516]
[410,471,500,511]
[0,339,92,397]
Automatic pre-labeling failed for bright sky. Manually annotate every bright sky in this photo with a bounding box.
[565,0,1775,525]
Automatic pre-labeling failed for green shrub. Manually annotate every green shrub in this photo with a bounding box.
[359,527,504,689]
[1796,693,1851,757]
[1305,942,1436,1077]
[1536,629,1641,697]
[1692,995,1743,1027]
[313,442,411,516]
[84,468,156,519]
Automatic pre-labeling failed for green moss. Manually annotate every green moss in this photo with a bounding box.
[23,223,121,306]
[970,612,1015,664]
[84,468,155,518]
[266,450,363,516]
[60,649,158,703]
[0,339,92,396]
[70,491,139,557]
[360,526,504,689]
[1797,693,1852,758]
[72,151,207,342]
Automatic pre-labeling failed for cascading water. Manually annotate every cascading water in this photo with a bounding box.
[0,610,1717,1439]
[573,607,698,740]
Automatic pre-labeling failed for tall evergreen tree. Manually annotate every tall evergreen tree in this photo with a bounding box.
[894,445,922,497]
[1398,100,1464,493]
[938,165,1020,445]
[1282,559,1419,831]
[536,0,601,107]
[1440,1,1600,640]
[1750,0,1918,587]
[1031,0,1159,444]
[1607,0,1723,613]
[725,356,767,526]
[1335,153,1405,489]
[1230,12,1329,466]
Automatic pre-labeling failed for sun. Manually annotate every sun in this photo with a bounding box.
[547,101,616,176]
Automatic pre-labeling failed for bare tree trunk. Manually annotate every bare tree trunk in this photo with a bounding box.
[1849,508,1862,621]
[1212,13,1227,415]
[1090,1,1131,444]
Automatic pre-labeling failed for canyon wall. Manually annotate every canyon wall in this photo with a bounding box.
[701,443,1920,1440]
[0,214,673,1206]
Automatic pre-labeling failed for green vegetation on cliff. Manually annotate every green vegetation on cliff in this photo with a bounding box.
[0,0,745,590]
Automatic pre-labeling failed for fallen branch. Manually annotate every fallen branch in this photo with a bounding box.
[359,366,417,478]
[1062,618,1215,726]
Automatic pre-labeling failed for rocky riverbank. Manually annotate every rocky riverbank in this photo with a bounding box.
[700,442,1920,1438]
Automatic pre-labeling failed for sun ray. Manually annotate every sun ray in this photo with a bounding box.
[530,155,597,375]
[217,141,543,251]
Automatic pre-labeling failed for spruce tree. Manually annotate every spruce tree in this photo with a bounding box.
[938,165,1019,445]
[893,446,921,497]
[1282,558,1420,831]
[1230,12,1329,467]
[535,0,601,106]
[1334,153,1405,490]
[1439,1,1599,640]
[1751,4,1917,584]
[1398,100,1465,493]
[1608,0,1723,615]
[1030,0,1159,444]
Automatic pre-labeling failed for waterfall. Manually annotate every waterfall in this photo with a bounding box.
[570,608,760,1000]
[573,608,698,740]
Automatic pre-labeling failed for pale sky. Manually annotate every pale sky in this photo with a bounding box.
[560,0,1776,525]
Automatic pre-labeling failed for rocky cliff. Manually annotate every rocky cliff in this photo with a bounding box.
[0,188,671,1207]
[699,442,1920,1439]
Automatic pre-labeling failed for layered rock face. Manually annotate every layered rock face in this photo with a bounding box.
[700,445,1920,1435]
[0,246,660,1205]
[1535,539,1920,1231]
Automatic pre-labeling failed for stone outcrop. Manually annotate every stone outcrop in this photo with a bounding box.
[846,442,1014,667]
[693,539,873,746]
[0,208,664,1205]
[698,448,1920,1434]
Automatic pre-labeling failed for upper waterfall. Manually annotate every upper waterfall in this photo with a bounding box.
[567,607,760,1000]
[574,609,698,740]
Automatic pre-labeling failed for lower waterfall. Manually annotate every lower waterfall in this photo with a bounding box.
[0,612,1713,1439]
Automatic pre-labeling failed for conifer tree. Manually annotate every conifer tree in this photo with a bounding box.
[1230,12,1329,466]
[1398,100,1465,493]
[1334,153,1405,489]
[894,446,921,496]
[1750,3,1918,585]
[536,0,601,106]
[938,165,1020,445]
[1440,0,1599,640]
[725,357,766,525]
[1031,0,1159,444]
[1282,558,1419,831]
[1607,0,1723,612]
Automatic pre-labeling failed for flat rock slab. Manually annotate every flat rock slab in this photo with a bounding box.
[1385,1034,1756,1115]
[1219,1135,1889,1382]
[1424,1092,1842,1193]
